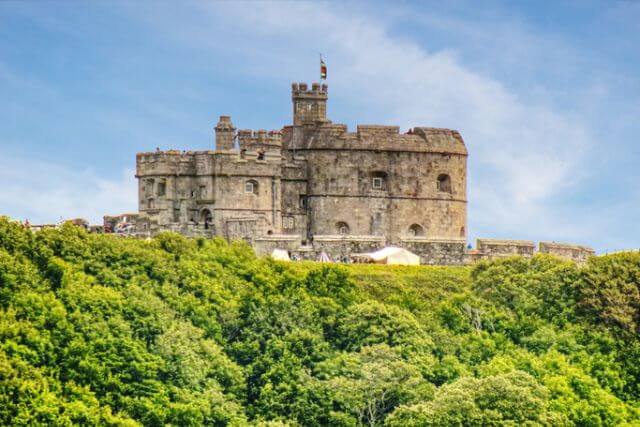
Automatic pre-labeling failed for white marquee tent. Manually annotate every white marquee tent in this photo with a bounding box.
[352,246,420,266]
[318,251,332,263]
[270,248,291,261]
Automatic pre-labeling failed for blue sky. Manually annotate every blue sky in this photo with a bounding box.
[1,0,638,253]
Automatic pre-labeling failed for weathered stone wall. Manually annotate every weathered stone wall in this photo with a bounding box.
[292,82,328,125]
[539,242,595,263]
[302,148,467,241]
[136,81,468,252]
[132,81,601,267]
[311,235,386,260]
[136,147,284,239]
[253,235,300,257]
[475,239,536,258]
[280,156,309,239]
[400,238,468,265]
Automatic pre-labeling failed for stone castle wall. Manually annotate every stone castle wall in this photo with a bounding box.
[132,80,595,266]
[538,242,595,263]
[251,235,594,265]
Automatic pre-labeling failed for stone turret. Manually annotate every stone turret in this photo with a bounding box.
[292,82,328,125]
[215,116,236,150]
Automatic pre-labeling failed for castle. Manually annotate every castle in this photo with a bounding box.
[134,82,593,264]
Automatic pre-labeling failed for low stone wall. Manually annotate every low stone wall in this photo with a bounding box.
[476,238,536,258]
[133,225,597,266]
[539,242,595,264]
[254,235,301,257]
[149,223,216,238]
[251,236,597,265]
[400,238,468,265]
[311,235,386,261]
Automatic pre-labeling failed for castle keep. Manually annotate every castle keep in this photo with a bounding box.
[135,82,592,264]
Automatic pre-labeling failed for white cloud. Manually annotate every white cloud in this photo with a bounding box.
[7,1,630,250]
[186,1,594,240]
[0,153,137,224]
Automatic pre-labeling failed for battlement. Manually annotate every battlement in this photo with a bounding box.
[357,125,400,137]
[237,129,282,150]
[290,122,467,155]
[291,82,328,97]
[292,82,328,125]
[412,127,464,142]
[137,149,215,161]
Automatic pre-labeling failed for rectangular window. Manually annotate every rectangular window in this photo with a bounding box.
[372,177,383,189]
[283,216,294,229]
[245,182,254,194]
[199,185,207,198]
[146,179,154,196]
[157,181,166,196]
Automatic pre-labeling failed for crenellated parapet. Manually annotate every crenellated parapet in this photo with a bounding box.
[292,82,328,125]
[292,123,467,155]
[136,150,202,177]
[237,129,282,151]
[291,82,328,97]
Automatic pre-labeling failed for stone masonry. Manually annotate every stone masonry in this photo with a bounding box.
[134,82,593,264]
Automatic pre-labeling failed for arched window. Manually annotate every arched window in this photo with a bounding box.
[437,174,452,193]
[336,222,350,235]
[460,226,466,237]
[408,223,425,237]
[245,180,258,194]
[147,198,155,209]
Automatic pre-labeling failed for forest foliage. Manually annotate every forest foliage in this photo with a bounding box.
[1,217,640,426]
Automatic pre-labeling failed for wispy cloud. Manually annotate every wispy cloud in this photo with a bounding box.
[0,152,137,224]
[162,1,594,239]
[2,0,637,251]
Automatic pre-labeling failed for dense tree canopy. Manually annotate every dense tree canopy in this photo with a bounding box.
[0,217,639,425]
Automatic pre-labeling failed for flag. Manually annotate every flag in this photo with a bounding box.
[320,58,327,80]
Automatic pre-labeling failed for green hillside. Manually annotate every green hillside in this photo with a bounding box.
[1,218,639,426]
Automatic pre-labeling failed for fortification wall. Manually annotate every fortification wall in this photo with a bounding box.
[280,178,308,238]
[134,81,594,267]
[539,242,595,263]
[311,235,386,260]
[254,235,300,257]
[400,238,468,265]
[475,239,536,258]
[466,239,595,264]
[237,129,282,151]
[260,238,594,265]
[294,125,467,155]
[303,149,466,241]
